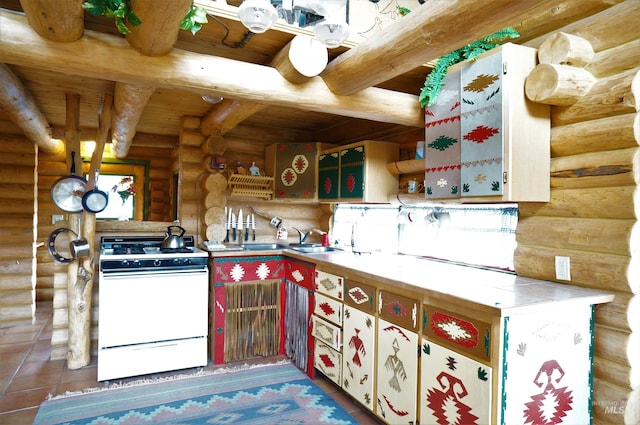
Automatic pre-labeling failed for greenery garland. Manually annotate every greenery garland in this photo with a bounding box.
[419,27,520,108]
[82,0,208,35]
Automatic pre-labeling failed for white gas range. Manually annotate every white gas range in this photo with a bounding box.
[98,235,209,381]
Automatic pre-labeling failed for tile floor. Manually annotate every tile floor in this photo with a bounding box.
[0,301,382,424]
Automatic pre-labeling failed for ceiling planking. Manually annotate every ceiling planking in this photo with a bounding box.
[0,0,628,152]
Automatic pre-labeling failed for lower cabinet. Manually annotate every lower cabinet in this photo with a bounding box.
[284,258,315,377]
[342,305,376,412]
[210,255,285,365]
[420,341,492,425]
[312,269,345,387]
[376,317,419,424]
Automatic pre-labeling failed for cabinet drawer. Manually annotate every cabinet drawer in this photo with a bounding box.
[315,270,344,300]
[423,305,492,361]
[379,290,418,331]
[314,340,342,386]
[344,279,376,313]
[314,293,343,326]
[312,315,341,351]
[286,258,315,290]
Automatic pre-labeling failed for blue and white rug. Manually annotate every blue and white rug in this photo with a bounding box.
[34,362,357,424]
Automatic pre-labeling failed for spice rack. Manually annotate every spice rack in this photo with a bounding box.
[227,174,275,200]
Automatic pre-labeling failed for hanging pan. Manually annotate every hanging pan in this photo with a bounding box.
[82,169,109,213]
[50,151,87,213]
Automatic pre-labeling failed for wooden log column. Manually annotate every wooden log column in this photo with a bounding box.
[19,0,85,42]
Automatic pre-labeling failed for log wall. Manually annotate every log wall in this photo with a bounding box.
[0,137,36,328]
[518,4,639,423]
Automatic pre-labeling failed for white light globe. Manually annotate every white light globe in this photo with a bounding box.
[238,0,278,34]
[313,16,350,49]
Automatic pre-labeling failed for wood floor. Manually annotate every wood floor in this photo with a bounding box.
[0,302,382,424]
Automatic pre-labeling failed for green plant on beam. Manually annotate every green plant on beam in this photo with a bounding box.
[82,0,208,35]
[419,27,520,108]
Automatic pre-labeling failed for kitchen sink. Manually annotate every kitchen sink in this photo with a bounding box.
[290,245,341,254]
[240,243,287,251]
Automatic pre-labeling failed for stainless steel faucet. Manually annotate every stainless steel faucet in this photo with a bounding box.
[292,227,313,244]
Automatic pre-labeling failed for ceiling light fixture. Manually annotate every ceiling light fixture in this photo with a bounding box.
[237,0,350,49]
[237,0,278,34]
[313,15,350,49]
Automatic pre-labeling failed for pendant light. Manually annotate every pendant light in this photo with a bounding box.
[238,0,278,34]
[313,15,350,49]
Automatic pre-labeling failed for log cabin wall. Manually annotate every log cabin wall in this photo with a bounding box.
[0,137,37,328]
[517,5,639,423]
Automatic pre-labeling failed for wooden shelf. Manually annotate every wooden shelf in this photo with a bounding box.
[228,174,275,200]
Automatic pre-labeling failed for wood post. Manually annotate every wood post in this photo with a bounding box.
[19,0,85,42]
[125,0,192,56]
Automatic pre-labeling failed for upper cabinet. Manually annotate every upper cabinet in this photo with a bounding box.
[318,140,399,203]
[424,43,550,202]
[265,143,332,201]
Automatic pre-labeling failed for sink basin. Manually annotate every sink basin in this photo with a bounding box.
[240,243,287,251]
[290,245,341,253]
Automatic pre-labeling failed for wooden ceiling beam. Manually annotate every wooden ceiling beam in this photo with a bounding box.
[200,99,266,136]
[0,10,423,128]
[110,82,156,158]
[320,0,624,95]
[0,63,64,154]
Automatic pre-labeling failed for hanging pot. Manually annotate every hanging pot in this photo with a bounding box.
[70,220,90,259]
[82,169,109,213]
[161,225,186,250]
[50,151,87,213]
[48,219,90,263]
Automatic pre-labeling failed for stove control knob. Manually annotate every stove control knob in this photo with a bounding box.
[153,259,161,267]
[121,260,129,267]
[132,259,141,267]
[173,258,180,265]
[183,258,191,265]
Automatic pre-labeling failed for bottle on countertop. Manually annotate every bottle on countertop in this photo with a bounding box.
[249,162,260,176]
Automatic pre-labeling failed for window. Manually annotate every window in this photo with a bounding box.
[95,174,136,220]
[84,163,147,220]
[332,203,518,271]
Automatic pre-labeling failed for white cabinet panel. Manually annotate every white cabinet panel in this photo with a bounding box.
[315,340,342,386]
[312,314,341,351]
[342,306,376,412]
[376,317,418,424]
[502,305,593,425]
[314,292,343,326]
[315,270,344,300]
[420,341,492,425]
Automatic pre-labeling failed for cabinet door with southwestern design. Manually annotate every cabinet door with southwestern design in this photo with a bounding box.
[339,145,365,200]
[318,151,339,200]
[342,306,376,413]
[420,341,492,425]
[502,305,593,425]
[460,50,504,197]
[376,317,418,424]
[425,69,462,199]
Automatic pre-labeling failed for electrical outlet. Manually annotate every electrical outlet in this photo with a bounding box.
[555,256,571,281]
[52,214,64,224]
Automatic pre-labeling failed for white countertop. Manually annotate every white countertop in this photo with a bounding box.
[285,251,615,316]
[206,248,614,316]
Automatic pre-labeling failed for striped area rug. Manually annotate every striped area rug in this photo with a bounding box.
[34,362,356,425]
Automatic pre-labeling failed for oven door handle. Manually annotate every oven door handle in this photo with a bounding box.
[100,268,207,277]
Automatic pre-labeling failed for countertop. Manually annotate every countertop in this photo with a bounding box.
[205,247,615,316]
